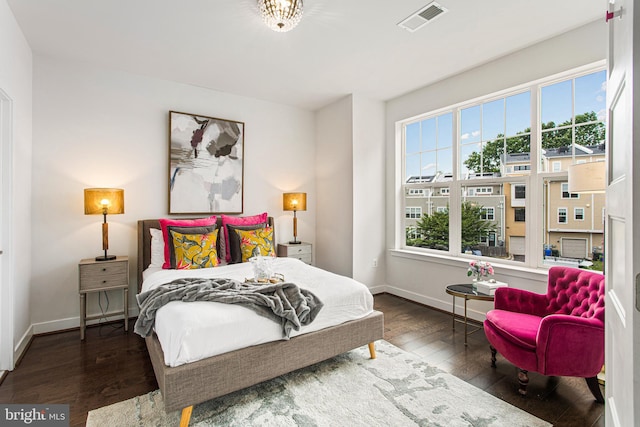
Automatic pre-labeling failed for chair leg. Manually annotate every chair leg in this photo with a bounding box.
[585,376,605,403]
[490,345,497,368]
[517,369,529,396]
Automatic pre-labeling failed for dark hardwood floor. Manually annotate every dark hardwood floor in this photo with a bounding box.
[0,293,604,426]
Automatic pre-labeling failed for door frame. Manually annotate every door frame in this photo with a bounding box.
[0,88,14,371]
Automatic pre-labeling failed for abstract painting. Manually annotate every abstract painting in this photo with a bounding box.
[169,111,244,214]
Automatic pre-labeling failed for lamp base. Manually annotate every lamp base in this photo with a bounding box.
[95,255,116,261]
[288,241,302,245]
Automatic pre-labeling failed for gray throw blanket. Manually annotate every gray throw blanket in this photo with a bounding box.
[134,277,323,339]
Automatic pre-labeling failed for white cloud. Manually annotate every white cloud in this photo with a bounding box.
[461,133,470,140]
[471,130,481,137]
[597,108,606,121]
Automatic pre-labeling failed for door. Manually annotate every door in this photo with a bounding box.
[560,238,587,259]
[605,0,639,425]
[0,89,12,371]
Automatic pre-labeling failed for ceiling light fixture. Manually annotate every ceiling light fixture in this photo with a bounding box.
[258,0,303,32]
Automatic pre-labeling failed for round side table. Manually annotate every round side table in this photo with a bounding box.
[445,283,495,345]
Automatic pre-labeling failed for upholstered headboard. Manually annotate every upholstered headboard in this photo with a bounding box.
[136,217,274,291]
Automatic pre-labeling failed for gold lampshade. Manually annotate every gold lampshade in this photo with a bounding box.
[567,162,606,194]
[283,192,307,212]
[84,188,125,215]
[84,188,124,261]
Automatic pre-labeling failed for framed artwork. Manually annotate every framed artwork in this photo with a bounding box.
[169,111,244,214]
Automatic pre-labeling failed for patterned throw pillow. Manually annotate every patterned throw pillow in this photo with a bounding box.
[170,229,219,269]
[235,227,275,263]
[220,213,269,262]
[159,215,217,269]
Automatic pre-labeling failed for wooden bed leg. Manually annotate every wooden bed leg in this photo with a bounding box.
[180,406,193,427]
[368,342,376,359]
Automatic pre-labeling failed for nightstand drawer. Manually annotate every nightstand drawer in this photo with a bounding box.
[79,261,127,291]
[285,245,311,256]
[290,253,312,264]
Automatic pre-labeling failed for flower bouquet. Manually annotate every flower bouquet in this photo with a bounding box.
[467,260,494,283]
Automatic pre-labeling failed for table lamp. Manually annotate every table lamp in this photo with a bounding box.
[283,192,307,244]
[84,188,124,261]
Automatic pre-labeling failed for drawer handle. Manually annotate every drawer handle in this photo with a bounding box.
[102,268,106,272]
[102,280,107,283]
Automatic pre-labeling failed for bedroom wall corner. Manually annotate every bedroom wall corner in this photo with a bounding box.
[315,96,353,277]
[0,0,33,370]
[351,95,386,288]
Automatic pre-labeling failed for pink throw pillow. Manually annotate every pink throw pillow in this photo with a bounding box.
[159,216,217,269]
[221,212,268,262]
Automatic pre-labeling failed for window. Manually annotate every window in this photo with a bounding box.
[558,208,568,224]
[541,70,606,172]
[481,207,495,221]
[405,207,422,219]
[404,111,453,252]
[400,66,606,271]
[561,183,579,199]
[407,188,426,197]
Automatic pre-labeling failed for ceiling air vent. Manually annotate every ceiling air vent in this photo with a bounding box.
[397,2,448,32]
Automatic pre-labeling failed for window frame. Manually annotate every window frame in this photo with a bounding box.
[558,207,568,224]
[397,62,606,270]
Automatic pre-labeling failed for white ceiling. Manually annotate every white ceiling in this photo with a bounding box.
[8,0,601,111]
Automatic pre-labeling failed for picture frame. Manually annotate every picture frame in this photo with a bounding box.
[168,111,244,214]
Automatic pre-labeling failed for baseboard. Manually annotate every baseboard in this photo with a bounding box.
[14,324,33,368]
[383,285,489,322]
[31,306,140,335]
[368,285,386,295]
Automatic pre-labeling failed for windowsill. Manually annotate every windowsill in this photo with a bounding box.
[389,248,549,281]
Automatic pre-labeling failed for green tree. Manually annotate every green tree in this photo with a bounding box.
[412,202,496,251]
[460,202,496,250]
[464,111,604,173]
[414,209,449,250]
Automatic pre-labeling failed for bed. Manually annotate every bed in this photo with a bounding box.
[137,218,384,426]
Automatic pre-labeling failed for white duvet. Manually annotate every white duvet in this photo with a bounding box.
[141,257,374,367]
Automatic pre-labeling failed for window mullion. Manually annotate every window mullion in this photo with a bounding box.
[450,109,461,256]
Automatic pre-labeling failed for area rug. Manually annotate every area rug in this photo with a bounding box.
[86,340,550,426]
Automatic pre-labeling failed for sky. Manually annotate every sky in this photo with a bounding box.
[405,70,607,180]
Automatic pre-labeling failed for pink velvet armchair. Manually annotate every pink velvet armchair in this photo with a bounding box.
[483,266,605,402]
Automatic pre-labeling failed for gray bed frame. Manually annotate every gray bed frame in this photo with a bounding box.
[137,219,385,426]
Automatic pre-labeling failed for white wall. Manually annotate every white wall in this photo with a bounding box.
[30,55,316,333]
[384,19,607,320]
[315,96,353,276]
[315,94,387,289]
[0,0,32,368]
[352,95,386,290]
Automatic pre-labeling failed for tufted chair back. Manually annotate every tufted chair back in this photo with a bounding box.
[545,266,605,321]
[484,265,606,402]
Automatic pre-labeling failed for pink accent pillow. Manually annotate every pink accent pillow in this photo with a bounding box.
[158,216,217,269]
[221,212,268,262]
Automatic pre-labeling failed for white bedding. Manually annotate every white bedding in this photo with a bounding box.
[141,257,374,367]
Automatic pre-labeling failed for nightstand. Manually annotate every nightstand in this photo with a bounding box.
[277,242,312,264]
[78,256,129,340]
